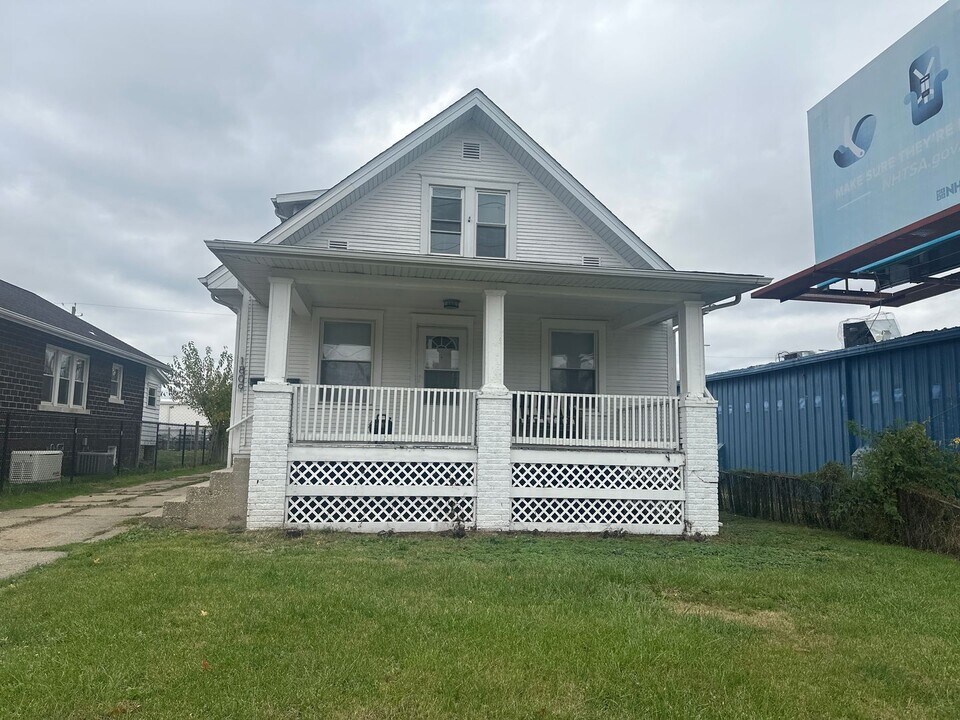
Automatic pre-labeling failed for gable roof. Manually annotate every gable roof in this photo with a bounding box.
[253,89,673,271]
[0,278,168,370]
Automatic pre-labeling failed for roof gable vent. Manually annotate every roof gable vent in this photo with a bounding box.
[581,256,602,267]
[462,141,481,160]
[328,239,349,251]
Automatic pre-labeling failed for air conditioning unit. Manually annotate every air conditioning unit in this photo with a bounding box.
[77,446,117,476]
[778,350,818,362]
[840,312,902,348]
[9,450,63,484]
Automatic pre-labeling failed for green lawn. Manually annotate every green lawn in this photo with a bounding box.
[0,464,222,512]
[1,516,959,719]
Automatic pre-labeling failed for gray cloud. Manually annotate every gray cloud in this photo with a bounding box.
[0,0,950,370]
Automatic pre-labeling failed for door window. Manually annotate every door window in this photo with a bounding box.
[549,331,596,393]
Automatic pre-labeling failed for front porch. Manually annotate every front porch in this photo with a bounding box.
[278,384,686,532]
[212,245,742,535]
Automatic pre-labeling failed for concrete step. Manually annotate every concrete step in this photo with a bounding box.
[208,469,235,495]
[155,464,249,530]
[185,481,211,503]
[161,499,188,522]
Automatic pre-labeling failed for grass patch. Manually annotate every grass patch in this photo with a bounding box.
[0,464,222,512]
[1,515,959,718]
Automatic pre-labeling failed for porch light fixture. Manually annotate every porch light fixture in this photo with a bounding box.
[443,298,461,310]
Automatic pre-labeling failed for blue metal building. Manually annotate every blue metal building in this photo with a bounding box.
[707,326,960,476]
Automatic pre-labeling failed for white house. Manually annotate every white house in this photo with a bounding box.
[157,399,206,426]
[199,90,769,535]
[139,366,166,458]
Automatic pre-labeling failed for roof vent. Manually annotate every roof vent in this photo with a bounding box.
[328,239,349,251]
[581,256,602,267]
[462,141,481,160]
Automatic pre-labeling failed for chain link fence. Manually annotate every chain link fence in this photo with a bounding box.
[0,410,226,490]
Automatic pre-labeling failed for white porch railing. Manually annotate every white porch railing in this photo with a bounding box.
[511,391,679,450]
[292,384,477,445]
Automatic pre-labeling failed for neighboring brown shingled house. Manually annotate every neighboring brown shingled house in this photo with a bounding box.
[0,278,169,479]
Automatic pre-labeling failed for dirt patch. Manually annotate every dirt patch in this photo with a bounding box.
[666,598,796,633]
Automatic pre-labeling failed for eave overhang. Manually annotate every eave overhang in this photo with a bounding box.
[204,239,770,308]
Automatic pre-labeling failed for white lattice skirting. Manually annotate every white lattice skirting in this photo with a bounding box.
[287,494,475,525]
[510,451,686,534]
[512,496,683,526]
[285,455,476,531]
[512,462,682,491]
[289,460,474,487]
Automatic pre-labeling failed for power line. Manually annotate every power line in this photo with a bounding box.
[62,301,232,317]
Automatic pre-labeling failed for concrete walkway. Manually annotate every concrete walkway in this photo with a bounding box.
[0,475,208,580]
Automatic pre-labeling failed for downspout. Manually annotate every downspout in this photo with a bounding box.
[671,293,743,330]
[670,295,741,399]
[702,294,742,315]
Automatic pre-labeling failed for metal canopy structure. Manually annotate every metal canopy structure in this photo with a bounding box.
[753,204,960,306]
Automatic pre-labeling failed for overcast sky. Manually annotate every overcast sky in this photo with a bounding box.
[0,0,952,374]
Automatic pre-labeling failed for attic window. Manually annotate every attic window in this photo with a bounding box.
[582,256,602,267]
[462,141,481,160]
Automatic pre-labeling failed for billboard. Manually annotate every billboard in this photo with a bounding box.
[809,1,960,263]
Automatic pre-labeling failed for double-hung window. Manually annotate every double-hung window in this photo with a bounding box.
[549,331,597,394]
[476,191,507,258]
[320,320,373,386]
[147,386,158,407]
[429,186,463,255]
[110,363,124,402]
[424,179,515,259]
[41,345,89,410]
[541,321,605,395]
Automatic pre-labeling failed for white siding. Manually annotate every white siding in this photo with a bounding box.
[237,295,268,446]
[608,322,671,396]
[286,313,313,382]
[295,306,484,390]
[504,314,669,395]
[140,367,163,447]
[300,122,632,268]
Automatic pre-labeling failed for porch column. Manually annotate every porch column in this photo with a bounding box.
[676,300,719,535]
[677,300,705,397]
[476,289,511,531]
[248,276,295,529]
[481,289,507,393]
[264,277,294,383]
[246,382,292,529]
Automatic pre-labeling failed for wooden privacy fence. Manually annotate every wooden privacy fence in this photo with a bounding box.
[719,470,837,529]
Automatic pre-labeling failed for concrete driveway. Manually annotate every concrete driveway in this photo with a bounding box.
[0,475,207,580]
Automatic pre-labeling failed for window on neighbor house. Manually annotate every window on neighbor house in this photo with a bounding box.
[476,191,507,258]
[147,386,157,407]
[549,331,596,394]
[320,321,373,386]
[41,346,89,410]
[429,186,463,255]
[110,363,124,401]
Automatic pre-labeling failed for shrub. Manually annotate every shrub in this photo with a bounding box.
[833,423,960,542]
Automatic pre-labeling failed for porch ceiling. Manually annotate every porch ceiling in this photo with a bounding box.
[205,239,770,310]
